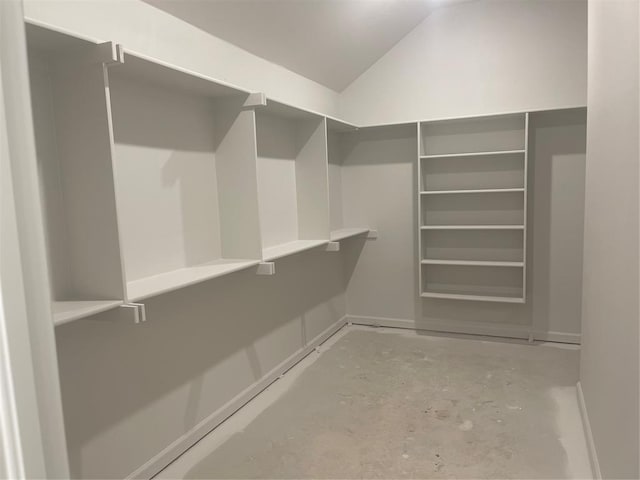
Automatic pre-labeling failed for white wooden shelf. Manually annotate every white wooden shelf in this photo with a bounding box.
[330,228,369,241]
[421,292,525,303]
[420,149,525,159]
[420,188,525,195]
[262,240,329,262]
[421,225,525,230]
[421,259,524,267]
[53,300,123,326]
[418,113,528,304]
[127,259,261,302]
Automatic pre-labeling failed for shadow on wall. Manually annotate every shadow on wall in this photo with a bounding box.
[55,248,360,478]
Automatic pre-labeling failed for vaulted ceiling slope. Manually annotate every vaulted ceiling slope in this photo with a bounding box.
[143,0,454,92]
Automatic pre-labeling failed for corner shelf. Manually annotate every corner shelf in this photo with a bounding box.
[126,259,261,302]
[53,300,124,326]
[330,228,369,241]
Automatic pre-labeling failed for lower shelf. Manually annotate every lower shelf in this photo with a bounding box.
[421,259,524,267]
[262,239,328,262]
[53,300,123,326]
[421,291,525,304]
[330,227,369,241]
[127,259,261,302]
[420,291,525,303]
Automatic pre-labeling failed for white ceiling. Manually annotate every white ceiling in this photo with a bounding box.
[143,0,456,92]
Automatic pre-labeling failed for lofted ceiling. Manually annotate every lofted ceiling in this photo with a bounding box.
[143,0,461,92]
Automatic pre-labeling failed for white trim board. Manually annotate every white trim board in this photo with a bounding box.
[576,381,601,480]
[127,316,348,480]
[347,315,580,345]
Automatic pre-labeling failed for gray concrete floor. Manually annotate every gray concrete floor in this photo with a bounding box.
[158,326,591,479]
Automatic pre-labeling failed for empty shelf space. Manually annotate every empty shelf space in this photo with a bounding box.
[421,292,525,303]
[421,225,525,230]
[421,259,524,267]
[53,300,123,326]
[262,240,329,261]
[420,149,525,159]
[330,228,369,241]
[420,188,525,195]
[127,259,261,302]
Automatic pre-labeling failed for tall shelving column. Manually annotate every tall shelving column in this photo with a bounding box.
[418,114,528,303]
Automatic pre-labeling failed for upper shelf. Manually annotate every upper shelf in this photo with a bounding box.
[26,20,97,55]
[112,51,250,99]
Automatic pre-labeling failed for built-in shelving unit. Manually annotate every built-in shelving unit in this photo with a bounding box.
[326,117,370,242]
[25,22,375,325]
[107,51,264,302]
[27,23,127,324]
[418,113,528,303]
[28,21,583,323]
[253,101,331,260]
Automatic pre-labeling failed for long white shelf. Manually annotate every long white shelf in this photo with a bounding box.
[421,225,525,230]
[421,259,524,267]
[420,188,525,195]
[53,300,123,326]
[330,228,369,241]
[127,259,261,302]
[420,149,526,159]
[421,292,525,303]
[262,239,329,262]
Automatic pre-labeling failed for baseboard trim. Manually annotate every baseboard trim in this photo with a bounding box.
[127,316,348,480]
[532,330,581,344]
[576,381,602,479]
[347,315,580,344]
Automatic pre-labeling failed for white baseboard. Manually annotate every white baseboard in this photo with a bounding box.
[127,316,348,480]
[533,330,581,344]
[347,315,580,344]
[576,381,602,480]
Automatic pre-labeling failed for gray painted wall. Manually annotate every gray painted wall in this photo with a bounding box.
[580,0,639,477]
[55,252,347,478]
[339,0,587,126]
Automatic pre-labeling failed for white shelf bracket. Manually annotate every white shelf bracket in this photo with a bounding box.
[129,303,147,322]
[119,303,146,324]
[325,241,340,252]
[244,92,267,108]
[367,230,378,239]
[256,262,276,275]
[120,304,140,324]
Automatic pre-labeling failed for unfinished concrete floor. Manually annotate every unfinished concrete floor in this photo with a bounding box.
[158,326,591,479]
